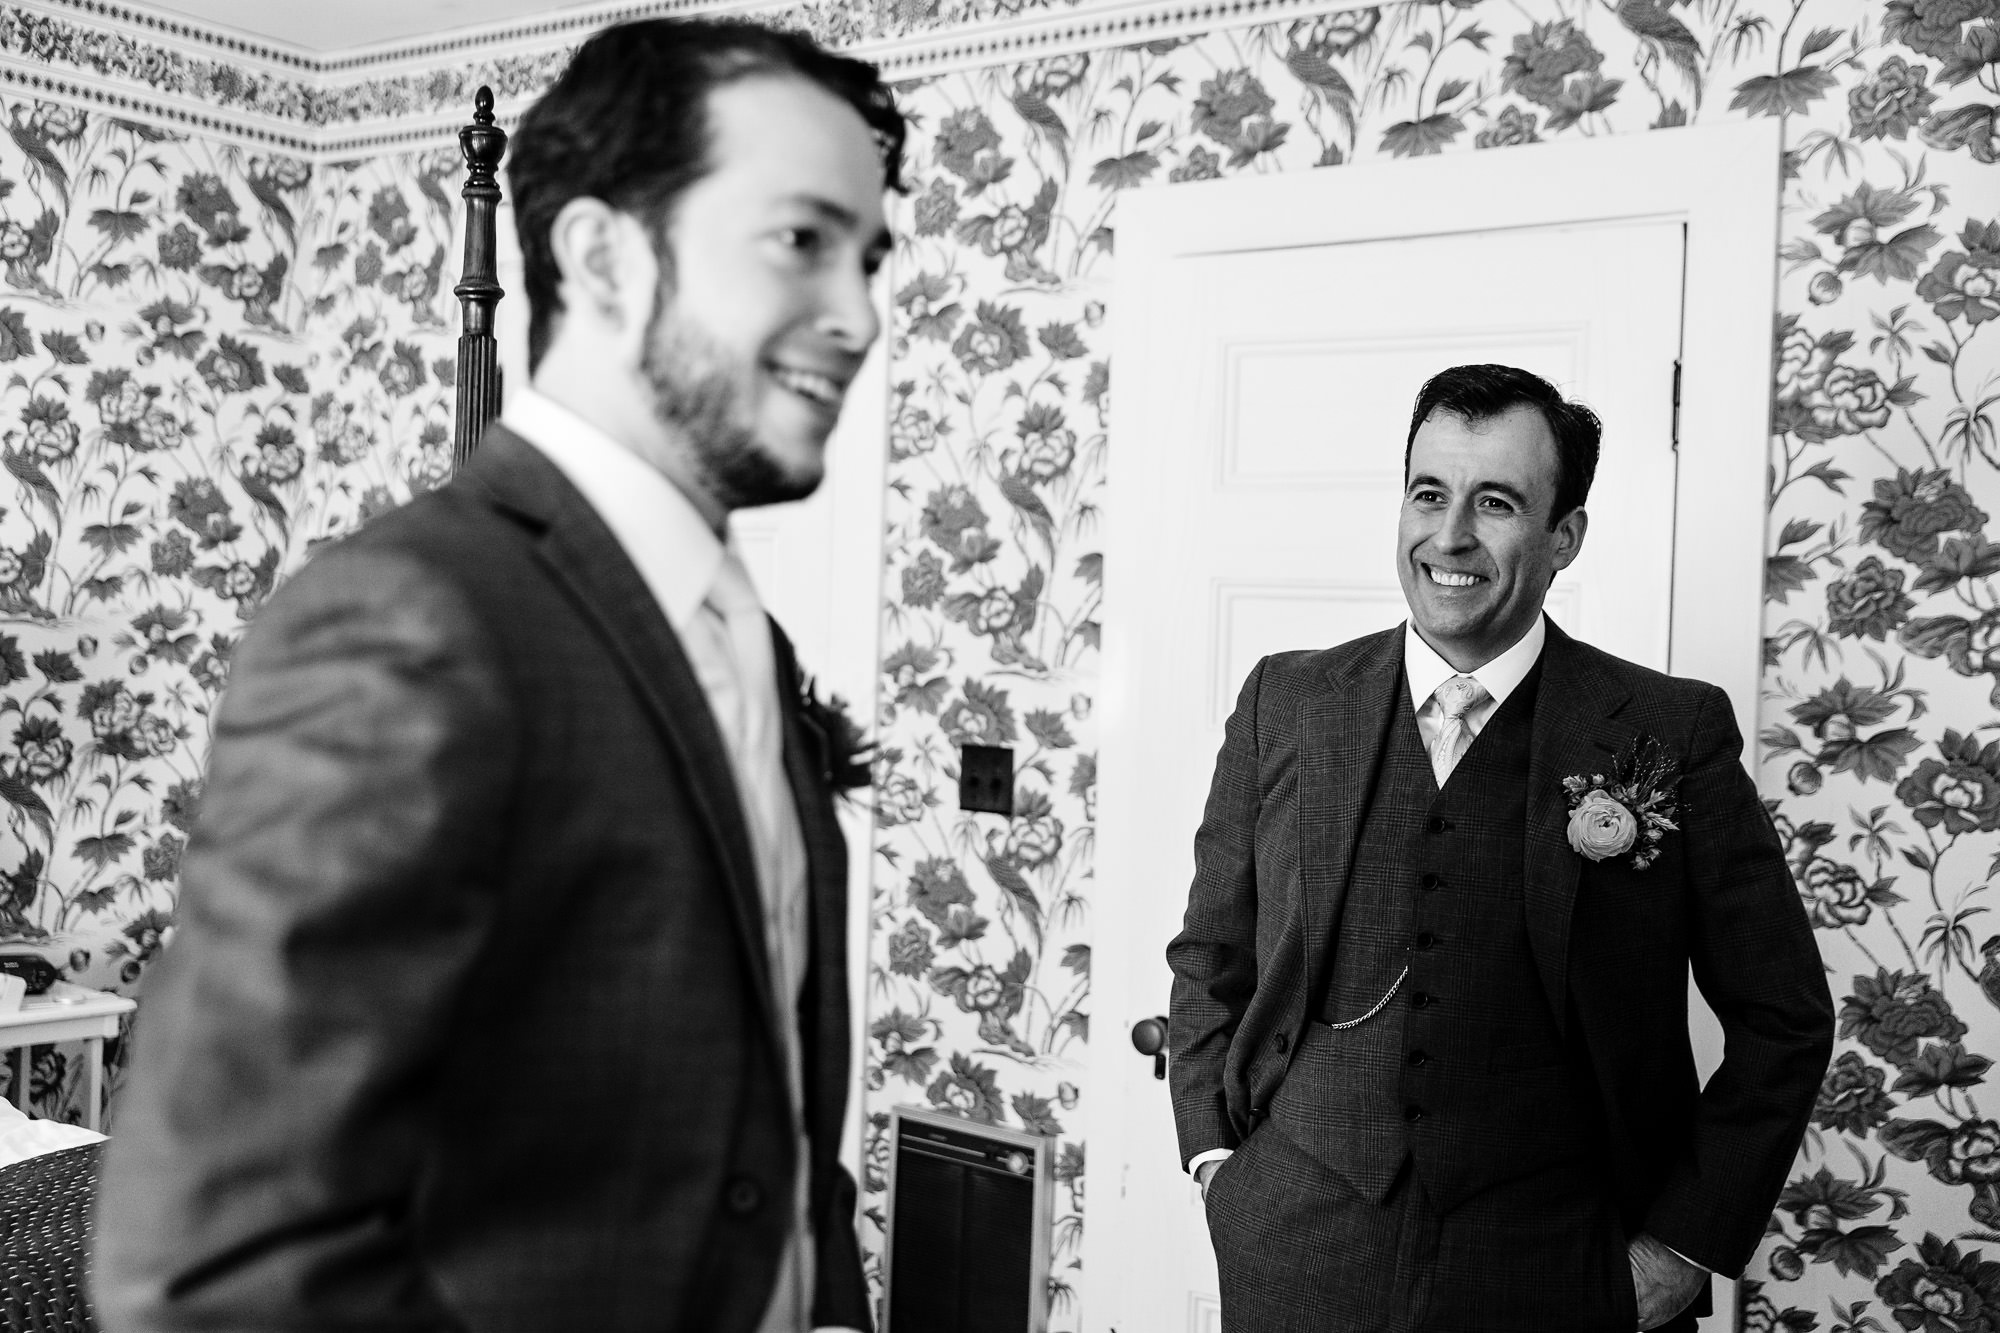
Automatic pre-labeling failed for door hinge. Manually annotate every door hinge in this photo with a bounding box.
[1670,359,1683,450]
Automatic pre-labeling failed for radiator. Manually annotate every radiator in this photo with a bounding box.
[882,1105,1053,1333]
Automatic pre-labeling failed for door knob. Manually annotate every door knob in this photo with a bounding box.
[1131,1014,1169,1080]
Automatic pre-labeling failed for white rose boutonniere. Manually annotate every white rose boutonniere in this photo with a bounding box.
[1567,793,1638,861]
[1561,736,1681,871]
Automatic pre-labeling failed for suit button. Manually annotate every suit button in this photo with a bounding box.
[1407,1049,1429,1067]
[1411,991,1432,1009]
[1420,872,1442,890]
[1427,816,1450,834]
[1415,932,1437,951]
[1274,1032,1289,1054]
[725,1177,764,1215]
[1403,1105,1426,1122]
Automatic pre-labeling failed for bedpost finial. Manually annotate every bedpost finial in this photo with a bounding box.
[461,86,508,183]
[455,84,508,465]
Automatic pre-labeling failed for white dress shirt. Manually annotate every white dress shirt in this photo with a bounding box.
[1403,614,1547,753]
[501,389,829,1332]
[504,389,724,649]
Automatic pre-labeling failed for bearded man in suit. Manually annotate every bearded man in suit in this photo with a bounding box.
[95,19,901,1332]
[1166,364,1833,1332]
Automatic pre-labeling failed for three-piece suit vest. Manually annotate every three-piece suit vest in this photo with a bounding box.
[1267,665,1606,1211]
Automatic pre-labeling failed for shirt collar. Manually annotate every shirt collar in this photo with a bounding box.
[1404,615,1548,714]
[501,386,728,631]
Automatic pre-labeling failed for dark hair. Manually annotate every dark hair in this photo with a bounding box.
[1403,364,1601,525]
[507,17,908,371]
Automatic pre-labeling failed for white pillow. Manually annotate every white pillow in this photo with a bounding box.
[0,1094,106,1169]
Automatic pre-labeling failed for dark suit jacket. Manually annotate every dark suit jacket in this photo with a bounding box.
[1166,620,1834,1276]
[94,425,869,1332]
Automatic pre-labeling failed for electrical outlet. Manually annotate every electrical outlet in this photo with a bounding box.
[959,744,1013,816]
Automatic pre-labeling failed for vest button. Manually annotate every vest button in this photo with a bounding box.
[1427,816,1450,834]
[1420,872,1442,890]
[1407,1049,1429,1067]
[1274,1032,1289,1054]
[724,1176,764,1215]
[1411,991,1432,1009]
[1403,1105,1426,1122]
[1415,932,1437,951]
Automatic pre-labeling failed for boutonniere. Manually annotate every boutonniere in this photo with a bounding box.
[797,674,874,798]
[1561,735,1681,870]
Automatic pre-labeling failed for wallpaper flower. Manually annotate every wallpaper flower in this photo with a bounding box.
[0,105,463,1123]
[862,0,2000,1323]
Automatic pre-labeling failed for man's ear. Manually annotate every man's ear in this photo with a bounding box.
[1552,506,1588,571]
[547,198,657,339]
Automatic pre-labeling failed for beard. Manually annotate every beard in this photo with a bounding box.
[639,286,823,513]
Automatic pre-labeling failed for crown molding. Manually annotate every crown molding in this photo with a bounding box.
[0,0,1377,160]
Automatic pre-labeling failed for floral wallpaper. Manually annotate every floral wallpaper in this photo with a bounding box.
[0,97,463,1123]
[862,0,2000,1326]
[5,0,1999,1322]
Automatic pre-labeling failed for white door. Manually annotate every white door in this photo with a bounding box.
[1087,217,1684,1333]
[1085,124,1785,1333]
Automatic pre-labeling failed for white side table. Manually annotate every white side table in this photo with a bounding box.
[0,981,136,1131]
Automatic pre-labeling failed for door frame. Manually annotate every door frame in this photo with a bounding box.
[1086,119,1781,1333]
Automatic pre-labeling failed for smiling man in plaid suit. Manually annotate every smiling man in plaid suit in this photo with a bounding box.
[1166,364,1834,1331]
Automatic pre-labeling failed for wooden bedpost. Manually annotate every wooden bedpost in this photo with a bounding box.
[452,85,508,466]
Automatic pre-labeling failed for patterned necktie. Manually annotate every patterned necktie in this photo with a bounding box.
[1429,674,1491,787]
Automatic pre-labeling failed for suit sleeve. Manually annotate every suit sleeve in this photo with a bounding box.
[1642,685,1834,1274]
[94,546,517,1332]
[1165,659,1268,1169]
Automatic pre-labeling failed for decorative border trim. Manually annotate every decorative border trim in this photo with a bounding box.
[43,0,317,68]
[29,0,727,70]
[3,0,1378,159]
[0,59,311,152]
[853,0,1373,78]
[320,0,789,70]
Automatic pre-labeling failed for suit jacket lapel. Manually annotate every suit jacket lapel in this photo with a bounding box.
[461,426,781,1043]
[770,624,849,1150]
[1299,630,1404,999]
[1522,620,1637,1034]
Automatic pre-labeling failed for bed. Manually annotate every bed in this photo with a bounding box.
[0,1144,102,1333]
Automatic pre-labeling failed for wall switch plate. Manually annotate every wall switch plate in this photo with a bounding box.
[959,744,1013,816]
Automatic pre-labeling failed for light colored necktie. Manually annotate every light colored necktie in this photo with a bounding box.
[702,549,807,1073]
[702,551,815,1333]
[1429,674,1491,787]
[704,551,778,777]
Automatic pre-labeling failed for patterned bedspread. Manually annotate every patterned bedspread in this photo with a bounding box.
[0,1143,100,1333]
